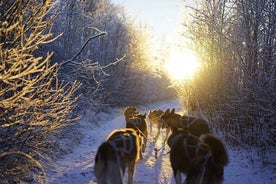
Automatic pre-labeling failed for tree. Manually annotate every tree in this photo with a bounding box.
[0,0,80,182]
[50,0,174,107]
[181,0,275,150]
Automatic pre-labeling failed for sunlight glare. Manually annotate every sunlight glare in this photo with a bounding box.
[164,50,200,81]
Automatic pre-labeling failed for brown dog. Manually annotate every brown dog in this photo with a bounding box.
[160,108,210,137]
[124,106,139,123]
[168,129,229,184]
[94,128,141,184]
[126,113,148,154]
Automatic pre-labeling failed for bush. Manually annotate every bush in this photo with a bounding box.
[0,1,80,182]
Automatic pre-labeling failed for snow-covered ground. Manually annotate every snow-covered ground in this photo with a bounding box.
[49,99,275,184]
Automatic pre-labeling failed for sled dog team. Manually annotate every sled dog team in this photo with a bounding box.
[94,106,229,184]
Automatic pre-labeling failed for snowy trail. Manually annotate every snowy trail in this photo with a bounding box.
[49,99,275,184]
[49,115,126,184]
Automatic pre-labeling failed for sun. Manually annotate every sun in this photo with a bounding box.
[164,50,200,81]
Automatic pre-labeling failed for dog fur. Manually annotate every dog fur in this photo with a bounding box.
[160,108,210,137]
[148,109,170,143]
[124,106,139,123]
[126,113,148,154]
[94,128,141,184]
[168,129,229,184]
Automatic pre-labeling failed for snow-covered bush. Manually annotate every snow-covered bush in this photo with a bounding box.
[0,1,80,183]
[178,0,275,155]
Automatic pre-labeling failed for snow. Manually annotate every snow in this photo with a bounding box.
[49,99,275,184]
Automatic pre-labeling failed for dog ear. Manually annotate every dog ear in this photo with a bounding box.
[165,108,170,114]
[171,108,175,114]
[143,113,146,118]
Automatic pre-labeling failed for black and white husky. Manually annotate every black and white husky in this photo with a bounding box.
[94,128,141,184]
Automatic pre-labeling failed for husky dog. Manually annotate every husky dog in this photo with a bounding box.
[124,106,139,123]
[94,128,141,184]
[168,129,229,184]
[126,113,148,154]
[160,108,210,137]
[148,109,170,143]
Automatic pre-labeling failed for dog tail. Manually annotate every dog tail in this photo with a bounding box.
[94,142,124,184]
[200,134,229,167]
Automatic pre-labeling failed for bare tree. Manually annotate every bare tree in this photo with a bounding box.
[50,0,174,107]
[181,0,275,151]
[0,1,80,183]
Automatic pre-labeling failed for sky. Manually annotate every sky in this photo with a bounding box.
[110,0,198,81]
[110,0,183,36]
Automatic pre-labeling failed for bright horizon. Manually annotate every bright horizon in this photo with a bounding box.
[111,0,201,83]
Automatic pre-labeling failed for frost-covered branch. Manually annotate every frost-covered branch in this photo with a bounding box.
[60,30,108,67]
[0,0,80,183]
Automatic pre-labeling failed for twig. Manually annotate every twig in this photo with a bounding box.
[59,31,107,67]
[102,54,127,69]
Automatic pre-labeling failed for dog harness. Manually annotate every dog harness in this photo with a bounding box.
[182,136,211,163]
[127,117,148,140]
[180,116,199,128]
[182,135,212,184]
[108,132,134,155]
[108,131,136,183]
[127,117,142,126]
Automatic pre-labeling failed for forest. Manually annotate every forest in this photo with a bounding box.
[0,0,275,183]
